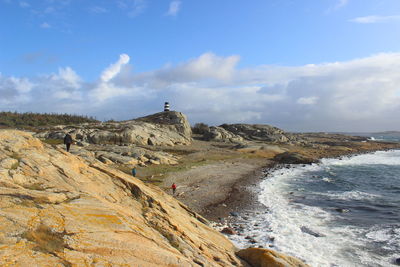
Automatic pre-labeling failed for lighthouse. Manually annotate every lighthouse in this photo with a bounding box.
[164,102,170,112]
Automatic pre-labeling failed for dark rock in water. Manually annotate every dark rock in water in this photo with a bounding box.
[269,237,275,242]
[335,208,350,213]
[230,211,239,217]
[395,258,400,265]
[249,239,257,244]
[221,227,236,235]
[300,226,326,237]
[273,152,318,164]
[245,236,252,240]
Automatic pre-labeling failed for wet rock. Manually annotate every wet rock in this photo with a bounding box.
[230,211,239,217]
[273,152,318,164]
[335,208,350,213]
[236,248,310,267]
[300,226,326,237]
[395,258,400,265]
[221,227,236,235]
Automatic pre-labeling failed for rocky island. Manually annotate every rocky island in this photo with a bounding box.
[1,111,399,266]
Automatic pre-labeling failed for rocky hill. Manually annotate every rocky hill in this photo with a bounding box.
[35,111,192,147]
[0,130,310,266]
[0,130,237,266]
[201,124,301,144]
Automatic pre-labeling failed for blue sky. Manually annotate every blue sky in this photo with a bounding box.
[1,0,400,131]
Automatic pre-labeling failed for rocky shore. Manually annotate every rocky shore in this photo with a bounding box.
[2,110,400,266]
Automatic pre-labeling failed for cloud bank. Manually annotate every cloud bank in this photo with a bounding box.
[1,52,400,132]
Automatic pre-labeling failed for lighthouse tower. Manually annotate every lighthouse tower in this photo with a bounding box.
[164,102,170,112]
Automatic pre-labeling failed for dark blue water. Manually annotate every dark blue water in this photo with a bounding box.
[231,150,400,267]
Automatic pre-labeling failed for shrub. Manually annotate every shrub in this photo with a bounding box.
[192,123,209,134]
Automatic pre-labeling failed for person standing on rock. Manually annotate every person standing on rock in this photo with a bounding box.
[63,133,73,152]
[171,183,177,195]
[131,167,137,177]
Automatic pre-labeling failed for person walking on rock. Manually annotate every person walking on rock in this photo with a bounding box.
[171,183,177,195]
[63,133,73,152]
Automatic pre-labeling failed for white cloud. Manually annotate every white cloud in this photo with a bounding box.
[166,0,181,16]
[19,1,29,8]
[118,0,147,17]
[89,6,108,14]
[350,15,400,24]
[297,96,319,105]
[2,53,400,131]
[40,22,51,28]
[335,0,348,9]
[100,54,130,82]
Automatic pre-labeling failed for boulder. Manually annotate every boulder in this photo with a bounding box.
[203,126,244,143]
[221,227,237,235]
[220,124,295,144]
[273,152,318,164]
[237,248,310,267]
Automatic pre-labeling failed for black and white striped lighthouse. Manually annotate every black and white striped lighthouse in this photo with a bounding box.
[164,102,170,112]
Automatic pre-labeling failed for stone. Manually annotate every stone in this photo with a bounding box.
[221,227,236,235]
[236,248,311,267]
[273,152,318,164]
[220,124,296,144]
[202,126,244,143]
[35,111,192,147]
[395,258,400,265]
[0,130,242,266]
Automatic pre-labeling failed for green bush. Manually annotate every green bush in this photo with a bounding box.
[192,123,209,134]
[0,111,99,128]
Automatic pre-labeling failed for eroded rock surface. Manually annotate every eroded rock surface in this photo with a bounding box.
[219,124,298,144]
[35,111,192,147]
[0,130,242,266]
[237,248,311,267]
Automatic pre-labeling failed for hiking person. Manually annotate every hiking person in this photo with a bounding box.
[171,183,177,195]
[131,167,137,177]
[63,133,73,152]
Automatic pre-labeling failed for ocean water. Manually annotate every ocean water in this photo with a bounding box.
[230,150,400,267]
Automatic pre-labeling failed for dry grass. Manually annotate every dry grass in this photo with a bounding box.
[41,139,63,145]
[22,224,66,254]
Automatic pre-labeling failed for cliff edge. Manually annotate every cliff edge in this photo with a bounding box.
[0,130,239,266]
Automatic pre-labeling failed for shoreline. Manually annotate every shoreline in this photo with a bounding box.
[171,146,400,224]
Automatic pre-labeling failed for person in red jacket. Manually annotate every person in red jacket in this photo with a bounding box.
[171,183,177,195]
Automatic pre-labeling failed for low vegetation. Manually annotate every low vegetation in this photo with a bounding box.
[0,111,99,128]
[192,122,209,135]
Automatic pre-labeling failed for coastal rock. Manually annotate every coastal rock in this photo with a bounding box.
[35,111,192,147]
[219,124,297,144]
[203,126,244,143]
[237,247,310,267]
[0,130,241,266]
[221,227,237,235]
[273,152,318,164]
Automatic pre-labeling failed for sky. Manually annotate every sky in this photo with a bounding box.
[1,0,400,132]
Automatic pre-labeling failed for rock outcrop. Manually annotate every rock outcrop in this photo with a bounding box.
[35,111,192,147]
[273,152,318,164]
[219,124,297,144]
[237,248,310,267]
[0,130,242,266]
[203,126,244,143]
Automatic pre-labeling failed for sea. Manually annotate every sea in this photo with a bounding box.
[230,133,400,267]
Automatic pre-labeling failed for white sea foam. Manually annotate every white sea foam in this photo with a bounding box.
[322,150,400,166]
[229,150,400,267]
[316,190,381,201]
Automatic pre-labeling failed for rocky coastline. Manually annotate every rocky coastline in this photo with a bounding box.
[1,110,400,266]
